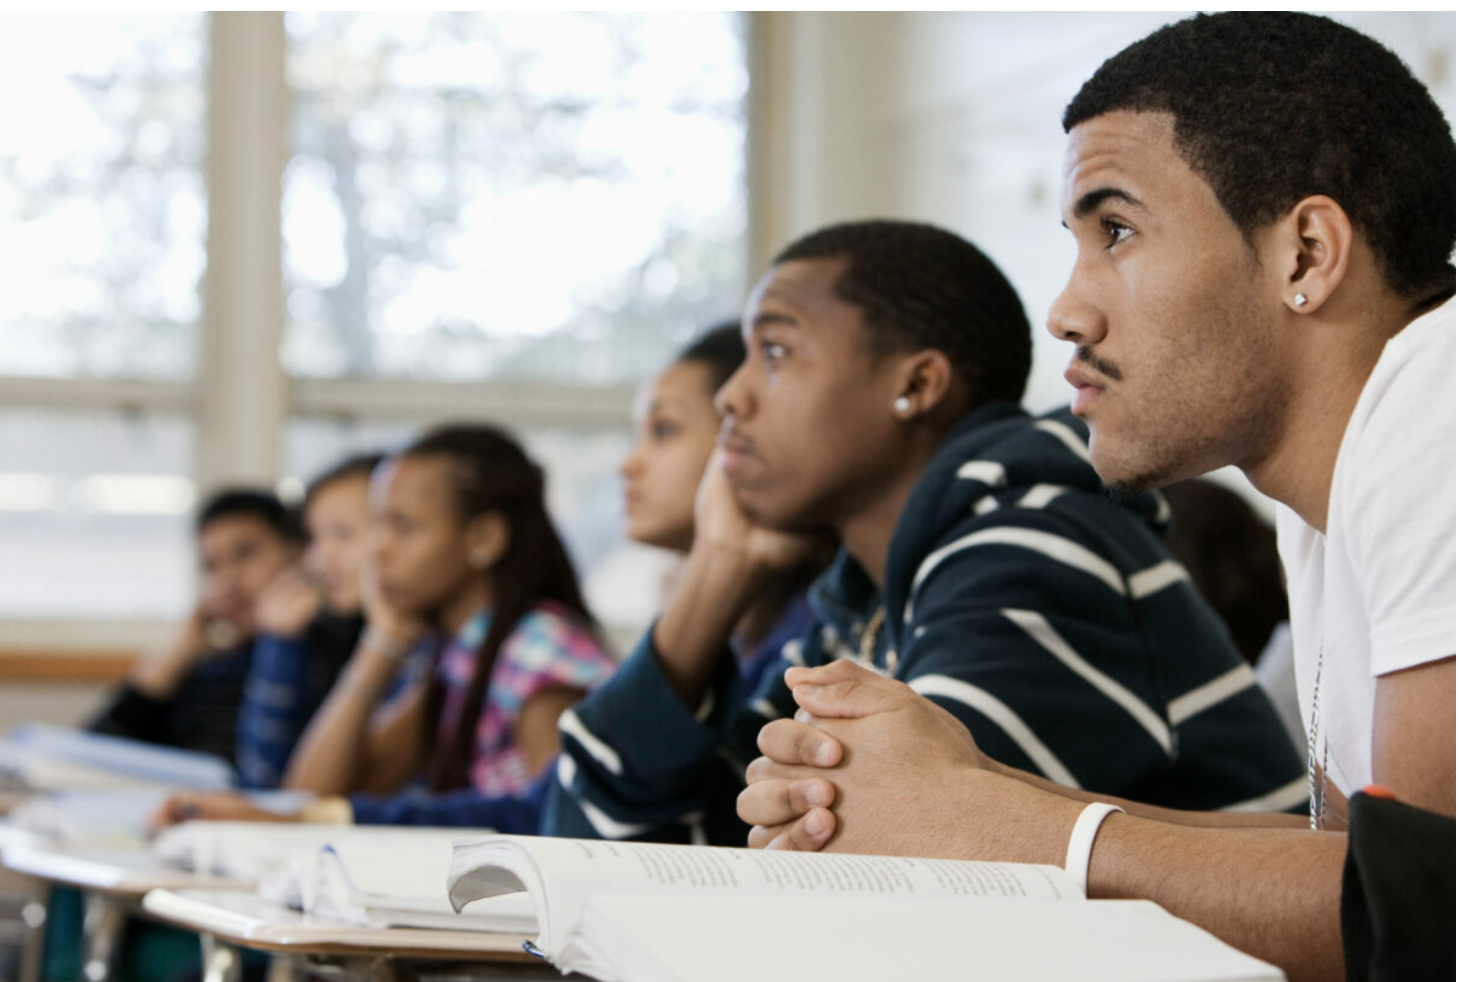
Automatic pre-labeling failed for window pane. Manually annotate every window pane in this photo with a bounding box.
[282,12,748,384]
[0,410,196,619]
[0,13,207,380]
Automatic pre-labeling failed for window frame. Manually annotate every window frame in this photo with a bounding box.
[0,11,757,652]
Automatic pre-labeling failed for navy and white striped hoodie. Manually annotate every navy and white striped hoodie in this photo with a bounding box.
[546,403,1305,844]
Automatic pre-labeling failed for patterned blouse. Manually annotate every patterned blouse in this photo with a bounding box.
[436,600,616,796]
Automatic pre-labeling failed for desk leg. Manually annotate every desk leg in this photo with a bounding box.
[198,933,243,982]
[264,952,304,982]
[16,880,50,982]
[310,955,413,981]
[80,896,126,982]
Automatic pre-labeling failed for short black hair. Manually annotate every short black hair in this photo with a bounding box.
[1064,12,1456,303]
[676,321,745,394]
[196,488,302,544]
[774,220,1031,408]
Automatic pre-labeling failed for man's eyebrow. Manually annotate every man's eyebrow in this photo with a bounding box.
[1068,186,1144,223]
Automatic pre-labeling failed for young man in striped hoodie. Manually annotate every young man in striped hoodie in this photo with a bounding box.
[545,219,1303,844]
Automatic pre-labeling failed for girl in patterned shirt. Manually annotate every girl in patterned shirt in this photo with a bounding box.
[153,424,617,830]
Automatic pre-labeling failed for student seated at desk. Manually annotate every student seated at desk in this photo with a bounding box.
[738,15,1454,982]
[156,424,618,832]
[90,489,303,763]
[1161,477,1304,756]
[234,453,384,789]
[543,219,1304,845]
[621,322,823,693]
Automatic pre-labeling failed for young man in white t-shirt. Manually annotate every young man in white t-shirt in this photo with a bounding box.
[735,14,1454,982]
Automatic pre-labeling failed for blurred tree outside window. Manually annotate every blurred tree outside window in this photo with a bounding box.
[282,11,749,384]
[0,12,749,628]
[0,13,206,380]
[0,14,204,622]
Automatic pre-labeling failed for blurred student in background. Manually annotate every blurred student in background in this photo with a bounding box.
[620,322,822,692]
[234,453,384,789]
[1161,478,1303,755]
[156,424,617,831]
[90,489,302,762]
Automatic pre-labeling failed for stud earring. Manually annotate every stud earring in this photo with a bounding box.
[894,396,911,414]
[1294,292,1308,307]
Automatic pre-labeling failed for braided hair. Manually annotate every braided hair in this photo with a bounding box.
[401,424,595,792]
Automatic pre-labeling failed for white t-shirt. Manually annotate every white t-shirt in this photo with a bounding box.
[1275,297,1456,796]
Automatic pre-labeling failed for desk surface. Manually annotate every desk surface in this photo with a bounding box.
[143,888,549,965]
[1,842,249,899]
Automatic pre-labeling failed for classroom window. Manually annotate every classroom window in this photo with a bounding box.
[0,13,206,627]
[280,11,748,384]
[0,13,207,381]
[0,409,196,619]
[0,12,747,632]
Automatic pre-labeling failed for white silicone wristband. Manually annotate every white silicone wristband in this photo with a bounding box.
[1064,801,1124,897]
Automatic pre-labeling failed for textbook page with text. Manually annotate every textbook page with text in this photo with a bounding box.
[446,835,1284,982]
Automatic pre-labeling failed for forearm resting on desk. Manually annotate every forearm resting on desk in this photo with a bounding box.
[747,739,1346,982]
[1089,813,1346,982]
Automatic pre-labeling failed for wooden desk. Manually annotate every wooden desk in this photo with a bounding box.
[143,889,563,982]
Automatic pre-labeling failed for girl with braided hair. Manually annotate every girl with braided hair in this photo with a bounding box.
[154,423,616,831]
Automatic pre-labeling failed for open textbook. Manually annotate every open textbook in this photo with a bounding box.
[447,836,1285,982]
[151,820,435,881]
[306,837,535,933]
[152,821,533,932]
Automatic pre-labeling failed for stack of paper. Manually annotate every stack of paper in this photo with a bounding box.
[0,724,236,792]
[154,821,533,933]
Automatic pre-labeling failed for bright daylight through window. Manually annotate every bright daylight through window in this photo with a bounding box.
[0,12,748,626]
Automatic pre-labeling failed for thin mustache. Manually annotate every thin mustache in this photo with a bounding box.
[1076,345,1123,382]
[718,420,755,452]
